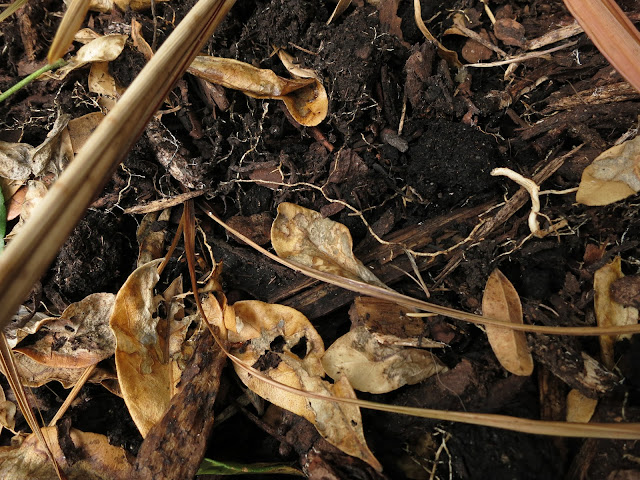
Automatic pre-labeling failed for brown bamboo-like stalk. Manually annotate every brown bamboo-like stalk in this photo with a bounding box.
[563,0,640,92]
[0,0,236,332]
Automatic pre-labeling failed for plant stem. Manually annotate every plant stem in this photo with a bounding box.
[0,59,67,103]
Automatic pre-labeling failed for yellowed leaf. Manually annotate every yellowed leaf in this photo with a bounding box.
[566,389,598,423]
[131,18,153,61]
[594,257,639,369]
[482,269,533,376]
[109,259,171,437]
[322,326,448,393]
[576,135,640,206]
[14,293,116,369]
[188,56,327,126]
[0,427,133,480]
[212,299,381,471]
[48,34,128,81]
[271,202,386,287]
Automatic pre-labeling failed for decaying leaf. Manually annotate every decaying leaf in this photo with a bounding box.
[82,0,169,13]
[67,112,105,154]
[327,0,351,24]
[271,202,386,287]
[14,293,116,368]
[5,306,50,349]
[566,389,598,423]
[594,256,639,369]
[576,135,640,206]
[322,326,448,393]
[88,62,124,100]
[136,209,171,266]
[0,427,133,480]
[0,386,16,433]
[211,298,382,471]
[109,260,190,437]
[482,269,534,376]
[5,180,49,240]
[187,56,327,126]
[48,34,128,81]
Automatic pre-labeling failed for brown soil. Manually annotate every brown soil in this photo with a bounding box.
[1,0,640,479]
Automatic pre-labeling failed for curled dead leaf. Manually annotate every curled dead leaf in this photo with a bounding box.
[48,34,128,81]
[482,269,533,376]
[14,292,116,368]
[109,260,192,437]
[211,298,382,471]
[594,256,639,369]
[576,135,640,206]
[188,56,327,126]
[271,202,386,287]
[322,326,448,393]
[0,387,16,432]
[0,427,133,479]
[566,389,598,423]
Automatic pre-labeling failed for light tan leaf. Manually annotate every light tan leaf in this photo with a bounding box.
[0,141,32,180]
[566,389,598,423]
[594,257,639,369]
[0,427,133,480]
[322,326,448,393]
[109,260,192,437]
[131,18,153,61]
[83,0,169,13]
[48,34,128,81]
[482,269,533,376]
[136,209,171,266]
[67,112,105,154]
[576,135,640,206]
[89,62,124,99]
[14,293,116,369]
[213,299,381,471]
[0,386,16,432]
[271,202,386,287]
[188,56,327,126]
[109,259,169,437]
[5,180,49,241]
[5,306,50,349]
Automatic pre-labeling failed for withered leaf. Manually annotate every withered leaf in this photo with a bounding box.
[188,56,327,126]
[594,256,639,369]
[211,298,382,471]
[271,202,386,287]
[0,386,16,433]
[576,135,640,206]
[482,269,533,376]
[322,326,448,393]
[49,34,128,80]
[15,292,116,368]
[0,427,133,480]
[109,260,188,437]
[566,388,598,423]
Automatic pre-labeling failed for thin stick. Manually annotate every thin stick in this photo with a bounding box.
[49,364,97,426]
[0,0,237,333]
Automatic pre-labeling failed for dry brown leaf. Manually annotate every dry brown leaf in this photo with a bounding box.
[0,427,133,480]
[576,135,640,206]
[594,257,639,369]
[212,298,382,471]
[48,34,128,81]
[88,62,124,100]
[5,180,49,241]
[188,56,327,126]
[84,0,169,13]
[67,112,105,154]
[5,306,50,349]
[136,209,171,266]
[14,293,116,369]
[109,260,192,436]
[271,202,386,287]
[414,0,462,69]
[327,0,351,24]
[566,389,598,423]
[482,269,533,376]
[322,326,448,393]
[131,18,153,61]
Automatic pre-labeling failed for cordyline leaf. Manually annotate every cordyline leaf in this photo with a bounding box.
[0,427,133,480]
[109,259,180,437]
[593,256,639,369]
[482,269,533,376]
[576,135,640,206]
[211,298,382,471]
[14,293,116,368]
[188,56,327,126]
[48,34,128,81]
[271,202,386,287]
[322,325,448,393]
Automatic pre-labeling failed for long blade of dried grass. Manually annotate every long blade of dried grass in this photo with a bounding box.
[563,0,640,92]
[200,202,640,336]
[0,0,236,333]
[47,0,91,63]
